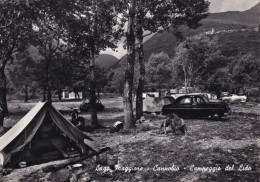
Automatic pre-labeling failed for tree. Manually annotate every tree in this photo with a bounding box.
[6,52,38,102]
[229,53,260,94]
[29,1,66,102]
[135,0,209,119]
[113,0,209,127]
[50,53,80,100]
[95,66,109,96]
[0,0,32,126]
[109,57,139,96]
[174,34,221,93]
[50,0,122,125]
[122,0,137,129]
[111,68,125,95]
[145,52,174,93]
[204,68,232,98]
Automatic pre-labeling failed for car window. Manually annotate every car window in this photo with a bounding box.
[179,98,192,104]
[194,97,205,104]
[202,95,209,102]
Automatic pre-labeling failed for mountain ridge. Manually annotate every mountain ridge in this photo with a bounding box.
[96,54,119,70]
[112,2,260,69]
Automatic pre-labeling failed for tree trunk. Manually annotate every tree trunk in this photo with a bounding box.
[82,78,88,98]
[43,86,46,101]
[0,67,8,127]
[90,51,98,126]
[47,85,52,103]
[159,85,161,97]
[45,60,52,103]
[136,26,145,120]
[24,84,28,102]
[58,89,62,100]
[183,68,188,94]
[89,3,98,126]
[124,0,136,129]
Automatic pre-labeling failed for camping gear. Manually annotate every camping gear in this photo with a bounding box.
[18,162,26,168]
[0,101,98,167]
[70,108,85,130]
[143,95,175,113]
[109,121,123,133]
[79,99,105,112]
[72,163,82,168]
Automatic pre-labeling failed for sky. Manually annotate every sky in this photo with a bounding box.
[209,0,259,12]
[101,0,259,59]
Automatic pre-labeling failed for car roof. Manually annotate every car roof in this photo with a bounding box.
[177,94,205,99]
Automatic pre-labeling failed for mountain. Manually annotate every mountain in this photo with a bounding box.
[200,2,260,28]
[96,54,119,70]
[113,2,260,67]
[142,31,179,62]
[245,2,260,16]
[25,48,119,71]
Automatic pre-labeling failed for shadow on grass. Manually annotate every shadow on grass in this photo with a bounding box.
[99,107,123,113]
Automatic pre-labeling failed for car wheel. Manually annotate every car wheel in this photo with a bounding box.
[211,112,223,120]
[217,112,224,120]
[211,113,218,119]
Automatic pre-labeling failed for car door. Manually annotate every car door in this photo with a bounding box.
[176,97,193,118]
[191,96,208,117]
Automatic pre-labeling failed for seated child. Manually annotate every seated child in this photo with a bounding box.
[161,113,187,135]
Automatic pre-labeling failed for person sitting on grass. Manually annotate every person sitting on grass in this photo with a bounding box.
[160,113,187,135]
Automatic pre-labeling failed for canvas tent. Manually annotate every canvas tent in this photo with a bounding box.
[143,95,175,113]
[0,101,97,167]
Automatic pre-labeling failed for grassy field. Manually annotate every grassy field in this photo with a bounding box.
[2,97,260,182]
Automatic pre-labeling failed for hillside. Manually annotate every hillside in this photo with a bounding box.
[96,54,119,70]
[20,47,119,71]
[218,30,260,58]
[194,2,260,30]
[113,2,260,68]
[247,2,260,15]
[142,31,178,62]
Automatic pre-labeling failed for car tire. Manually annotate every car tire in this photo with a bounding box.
[217,112,224,120]
[211,112,223,120]
[211,113,217,119]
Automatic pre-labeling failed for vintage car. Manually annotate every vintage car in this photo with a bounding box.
[221,94,247,103]
[162,94,230,119]
[220,92,229,98]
